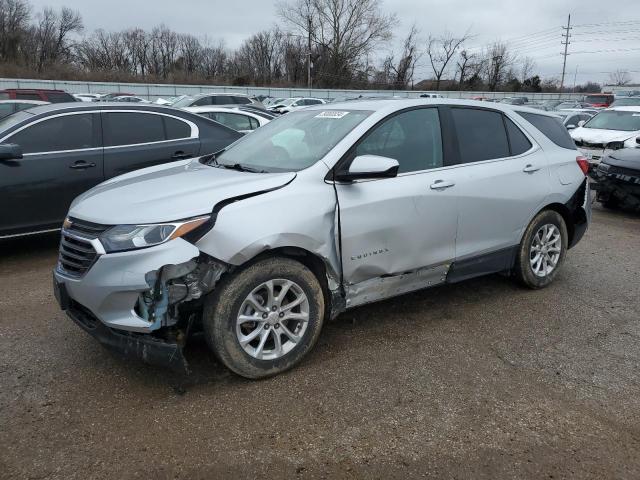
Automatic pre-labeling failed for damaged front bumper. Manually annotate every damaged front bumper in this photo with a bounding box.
[64,294,189,372]
[54,237,227,371]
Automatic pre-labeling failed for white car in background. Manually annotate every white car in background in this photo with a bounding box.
[570,106,640,166]
[73,93,102,102]
[270,97,326,114]
[112,95,151,103]
[184,106,272,134]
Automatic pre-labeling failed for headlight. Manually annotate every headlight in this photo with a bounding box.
[597,162,610,173]
[99,216,209,253]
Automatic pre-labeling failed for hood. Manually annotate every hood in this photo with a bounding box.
[602,148,640,171]
[69,159,296,225]
[570,127,639,146]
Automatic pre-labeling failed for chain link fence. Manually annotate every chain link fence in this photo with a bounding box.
[0,77,585,102]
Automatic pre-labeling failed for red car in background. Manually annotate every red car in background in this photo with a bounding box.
[583,93,614,108]
[0,89,76,103]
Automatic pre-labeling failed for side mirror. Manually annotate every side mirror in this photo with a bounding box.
[636,136,640,145]
[335,155,400,181]
[0,143,23,161]
[577,120,586,127]
[566,124,576,130]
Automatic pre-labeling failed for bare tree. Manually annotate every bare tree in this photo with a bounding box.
[0,0,30,62]
[278,0,396,87]
[455,49,481,89]
[386,24,420,89]
[201,39,227,79]
[608,69,631,86]
[484,42,515,91]
[30,6,82,72]
[426,30,470,90]
[519,56,536,83]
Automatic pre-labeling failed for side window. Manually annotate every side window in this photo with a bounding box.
[103,112,164,146]
[16,93,41,101]
[248,117,259,130]
[504,116,532,155]
[355,108,443,173]
[451,108,510,163]
[193,96,212,106]
[164,116,191,139]
[0,93,9,100]
[308,99,322,105]
[214,112,252,131]
[10,114,95,154]
[47,92,76,103]
[233,96,252,105]
[516,111,576,150]
[212,96,232,105]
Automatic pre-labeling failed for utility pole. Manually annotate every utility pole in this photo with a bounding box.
[560,14,572,91]
[573,64,578,92]
[307,16,312,89]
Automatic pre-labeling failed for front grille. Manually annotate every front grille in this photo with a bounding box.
[57,218,109,278]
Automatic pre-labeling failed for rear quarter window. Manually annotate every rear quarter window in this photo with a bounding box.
[516,112,576,150]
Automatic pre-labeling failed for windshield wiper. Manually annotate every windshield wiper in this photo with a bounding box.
[217,163,268,173]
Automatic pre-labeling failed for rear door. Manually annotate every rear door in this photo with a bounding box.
[0,112,103,236]
[335,107,458,289]
[101,111,200,179]
[447,106,550,262]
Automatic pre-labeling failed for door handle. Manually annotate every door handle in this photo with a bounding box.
[430,179,455,190]
[69,161,96,170]
[523,164,541,173]
[171,151,192,160]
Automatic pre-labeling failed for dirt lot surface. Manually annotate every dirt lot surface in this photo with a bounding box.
[1,205,639,480]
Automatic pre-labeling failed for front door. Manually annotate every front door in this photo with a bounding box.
[334,108,458,303]
[0,112,103,236]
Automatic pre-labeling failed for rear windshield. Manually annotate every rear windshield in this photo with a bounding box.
[585,95,612,103]
[516,111,576,150]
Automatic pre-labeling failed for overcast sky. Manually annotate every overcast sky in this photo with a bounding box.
[27,0,640,85]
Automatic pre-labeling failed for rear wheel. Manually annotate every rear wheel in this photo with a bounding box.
[203,257,325,379]
[514,210,568,289]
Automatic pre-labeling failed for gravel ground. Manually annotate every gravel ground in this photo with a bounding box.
[1,205,639,480]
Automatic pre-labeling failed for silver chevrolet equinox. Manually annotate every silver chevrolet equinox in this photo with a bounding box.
[53,100,591,378]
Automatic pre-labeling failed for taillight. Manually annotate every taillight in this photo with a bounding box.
[576,156,589,175]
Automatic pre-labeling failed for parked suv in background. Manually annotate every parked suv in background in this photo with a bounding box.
[172,93,265,110]
[0,89,76,103]
[583,94,614,108]
[0,103,241,238]
[53,99,591,378]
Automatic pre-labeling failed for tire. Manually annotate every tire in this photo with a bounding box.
[514,210,568,289]
[203,257,325,379]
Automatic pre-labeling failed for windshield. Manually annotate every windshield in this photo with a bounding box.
[172,96,195,108]
[583,110,640,131]
[215,109,371,172]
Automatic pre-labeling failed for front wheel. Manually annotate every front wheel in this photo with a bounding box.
[203,257,325,379]
[514,210,568,289]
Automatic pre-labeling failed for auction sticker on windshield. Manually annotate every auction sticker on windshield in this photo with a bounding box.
[315,111,350,119]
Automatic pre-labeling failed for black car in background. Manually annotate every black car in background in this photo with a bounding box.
[0,103,242,238]
[592,147,640,211]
